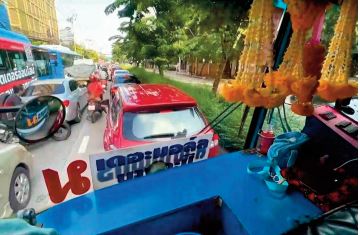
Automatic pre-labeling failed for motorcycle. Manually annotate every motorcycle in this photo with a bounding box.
[87,99,102,123]
[86,99,109,124]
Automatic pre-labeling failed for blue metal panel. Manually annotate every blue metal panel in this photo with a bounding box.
[37,152,321,235]
[0,28,31,45]
[0,4,11,30]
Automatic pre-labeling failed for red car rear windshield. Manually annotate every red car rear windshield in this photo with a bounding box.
[23,84,65,96]
[123,107,206,140]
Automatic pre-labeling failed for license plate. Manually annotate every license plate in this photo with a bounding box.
[88,105,96,111]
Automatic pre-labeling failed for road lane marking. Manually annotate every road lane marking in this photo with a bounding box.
[78,136,90,154]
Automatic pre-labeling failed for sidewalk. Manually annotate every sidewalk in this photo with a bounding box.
[164,70,214,86]
[146,68,215,86]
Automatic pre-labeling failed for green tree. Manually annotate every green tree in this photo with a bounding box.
[71,43,101,62]
[106,0,248,91]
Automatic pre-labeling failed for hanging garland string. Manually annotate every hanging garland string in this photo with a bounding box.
[269,0,328,116]
[317,0,358,101]
[221,0,357,118]
[220,0,287,109]
[303,10,326,80]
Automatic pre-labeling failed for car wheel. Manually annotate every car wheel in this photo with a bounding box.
[74,104,82,123]
[0,94,9,106]
[9,167,31,212]
[52,122,71,141]
[91,112,96,123]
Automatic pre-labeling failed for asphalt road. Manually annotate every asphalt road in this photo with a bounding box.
[23,80,227,215]
[26,100,107,213]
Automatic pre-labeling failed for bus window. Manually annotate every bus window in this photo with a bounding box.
[49,53,57,62]
[33,49,52,77]
[7,50,27,70]
[61,53,75,68]
[0,50,10,75]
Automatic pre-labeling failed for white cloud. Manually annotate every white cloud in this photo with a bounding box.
[55,0,126,55]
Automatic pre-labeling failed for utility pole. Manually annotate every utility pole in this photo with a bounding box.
[67,13,77,51]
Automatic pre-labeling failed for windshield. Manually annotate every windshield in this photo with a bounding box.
[123,108,206,140]
[115,71,129,75]
[23,84,65,96]
[114,76,126,83]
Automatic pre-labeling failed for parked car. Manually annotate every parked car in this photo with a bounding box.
[0,143,33,218]
[104,84,219,157]
[110,74,141,96]
[21,78,87,123]
[112,69,130,81]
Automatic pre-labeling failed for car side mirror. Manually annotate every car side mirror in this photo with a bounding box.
[14,96,66,143]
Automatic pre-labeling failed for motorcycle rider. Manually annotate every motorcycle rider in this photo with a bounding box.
[87,72,104,101]
[87,72,106,113]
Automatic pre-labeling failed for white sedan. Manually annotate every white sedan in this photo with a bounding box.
[0,143,33,218]
[21,78,88,122]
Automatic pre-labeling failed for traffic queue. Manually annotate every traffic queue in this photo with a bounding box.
[0,28,221,218]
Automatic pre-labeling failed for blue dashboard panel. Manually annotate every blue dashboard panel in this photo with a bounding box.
[37,152,321,235]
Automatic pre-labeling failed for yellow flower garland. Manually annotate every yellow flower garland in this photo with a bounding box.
[317,0,358,102]
[273,0,328,116]
[219,0,287,108]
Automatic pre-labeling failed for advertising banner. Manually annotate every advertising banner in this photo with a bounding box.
[89,134,213,190]
[0,65,36,94]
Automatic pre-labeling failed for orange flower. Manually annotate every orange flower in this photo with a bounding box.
[285,0,328,31]
[303,42,326,79]
[291,102,314,116]
[264,94,287,109]
[264,71,291,96]
[290,77,318,102]
[219,82,245,102]
[317,80,358,102]
[243,88,266,107]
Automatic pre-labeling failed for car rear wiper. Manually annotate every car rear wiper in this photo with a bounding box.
[143,133,175,139]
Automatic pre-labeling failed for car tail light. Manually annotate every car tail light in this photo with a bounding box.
[210,133,219,148]
[111,87,117,94]
[63,100,70,107]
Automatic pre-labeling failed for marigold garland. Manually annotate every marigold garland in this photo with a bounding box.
[275,0,327,116]
[317,0,358,102]
[303,11,326,80]
[219,0,287,108]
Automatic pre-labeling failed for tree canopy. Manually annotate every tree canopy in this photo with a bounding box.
[106,0,249,82]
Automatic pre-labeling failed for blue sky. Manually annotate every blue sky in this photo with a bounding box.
[55,0,126,55]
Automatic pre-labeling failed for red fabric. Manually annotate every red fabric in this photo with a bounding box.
[87,81,103,100]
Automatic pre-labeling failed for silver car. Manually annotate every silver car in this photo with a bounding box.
[21,78,87,122]
[0,143,33,218]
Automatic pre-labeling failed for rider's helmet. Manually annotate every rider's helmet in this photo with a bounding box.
[89,73,98,82]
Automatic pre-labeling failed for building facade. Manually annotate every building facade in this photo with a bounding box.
[5,0,59,43]
[59,27,74,47]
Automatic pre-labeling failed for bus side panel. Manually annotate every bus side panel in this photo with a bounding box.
[0,38,36,94]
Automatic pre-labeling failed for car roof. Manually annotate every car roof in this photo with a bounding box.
[118,84,197,112]
[30,79,68,85]
[114,70,129,73]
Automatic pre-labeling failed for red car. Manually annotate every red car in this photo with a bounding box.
[103,84,220,157]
